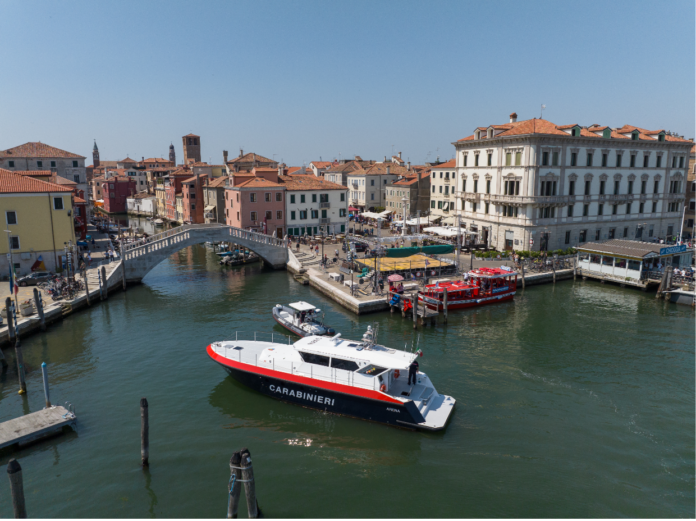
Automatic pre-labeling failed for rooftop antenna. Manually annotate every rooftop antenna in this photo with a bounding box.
[540,104,546,119]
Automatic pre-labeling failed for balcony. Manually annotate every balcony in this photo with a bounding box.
[667,193,685,201]
[320,202,330,208]
[444,178,451,184]
[319,218,331,224]
[583,195,592,202]
[486,194,571,207]
[606,194,631,203]
[456,191,480,203]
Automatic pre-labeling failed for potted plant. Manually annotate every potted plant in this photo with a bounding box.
[19,300,34,317]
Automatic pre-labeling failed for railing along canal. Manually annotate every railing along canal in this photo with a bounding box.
[121,224,287,261]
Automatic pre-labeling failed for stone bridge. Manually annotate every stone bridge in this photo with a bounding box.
[121,224,288,282]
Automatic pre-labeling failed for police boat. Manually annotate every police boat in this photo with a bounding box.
[207,326,456,431]
[272,302,335,337]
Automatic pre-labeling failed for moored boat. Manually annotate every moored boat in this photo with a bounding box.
[272,302,335,337]
[153,219,164,227]
[207,327,455,431]
[419,266,517,310]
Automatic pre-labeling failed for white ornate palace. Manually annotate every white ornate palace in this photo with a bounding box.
[451,113,692,251]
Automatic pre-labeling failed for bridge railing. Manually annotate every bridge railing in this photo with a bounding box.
[123,223,286,253]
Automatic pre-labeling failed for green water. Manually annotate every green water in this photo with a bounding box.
[0,244,692,518]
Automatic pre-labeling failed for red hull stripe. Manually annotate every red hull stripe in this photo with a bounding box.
[207,345,403,404]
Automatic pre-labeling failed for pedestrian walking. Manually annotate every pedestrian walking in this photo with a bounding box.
[87,253,92,267]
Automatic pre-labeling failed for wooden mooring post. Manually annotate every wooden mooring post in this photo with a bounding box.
[552,259,556,284]
[121,255,127,292]
[7,459,26,518]
[32,288,46,331]
[101,266,108,299]
[140,398,149,466]
[240,448,260,518]
[443,288,448,324]
[520,264,526,289]
[12,304,26,395]
[5,297,15,343]
[573,256,577,280]
[227,451,243,519]
[412,293,417,330]
[82,269,91,306]
[41,362,50,408]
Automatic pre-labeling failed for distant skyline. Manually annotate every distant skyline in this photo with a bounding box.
[1,0,694,166]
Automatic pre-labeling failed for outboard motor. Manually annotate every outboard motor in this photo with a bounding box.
[326,328,335,335]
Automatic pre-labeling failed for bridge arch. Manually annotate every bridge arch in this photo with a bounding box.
[121,224,288,282]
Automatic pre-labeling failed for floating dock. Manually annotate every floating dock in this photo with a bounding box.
[0,406,77,450]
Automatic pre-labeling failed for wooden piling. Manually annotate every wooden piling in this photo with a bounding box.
[82,270,91,306]
[239,448,260,518]
[140,398,149,466]
[121,255,127,291]
[520,264,525,289]
[41,362,50,408]
[98,268,104,300]
[15,334,26,395]
[7,459,26,518]
[227,451,242,519]
[573,257,577,280]
[552,259,556,284]
[32,288,46,332]
[101,266,108,299]
[412,293,417,330]
[5,297,15,343]
[443,288,448,324]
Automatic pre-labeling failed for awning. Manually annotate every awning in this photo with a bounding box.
[385,245,454,257]
[204,205,215,212]
[348,206,358,211]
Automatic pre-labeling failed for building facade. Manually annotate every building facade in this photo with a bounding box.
[347,163,405,211]
[225,173,285,236]
[281,175,348,236]
[0,169,75,275]
[453,114,693,251]
[385,171,431,217]
[102,177,137,213]
[683,144,695,239]
[429,159,457,220]
[126,193,157,216]
[181,174,208,224]
[182,134,201,165]
[203,176,228,224]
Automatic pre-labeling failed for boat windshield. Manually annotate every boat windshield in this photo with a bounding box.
[358,364,388,376]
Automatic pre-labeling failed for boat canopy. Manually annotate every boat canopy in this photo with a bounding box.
[289,301,318,312]
[468,267,518,279]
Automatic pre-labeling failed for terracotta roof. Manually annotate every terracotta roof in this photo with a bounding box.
[310,161,333,169]
[359,163,410,176]
[49,175,77,186]
[181,174,209,184]
[227,152,275,164]
[278,174,346,191]
[129,192,155,200]
[234,177,283,189]
[430,159,456,169]
[458,118,692,143]
[205,176,229,188]
[183,133,200,137]
[17,170,51,177]
[325,161,361,174]
[119,157,137,163]
[0,168,74,193]
[74,197,86,204]
[169,167,193,177]
[0,142,84,159]
[141,158,170,163]
[286,167,302,175]
[392,172,430,186]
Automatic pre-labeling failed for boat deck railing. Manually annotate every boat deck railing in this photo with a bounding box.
[214,332,388,393]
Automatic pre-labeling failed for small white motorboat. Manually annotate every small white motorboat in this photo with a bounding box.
[272,302,335,337]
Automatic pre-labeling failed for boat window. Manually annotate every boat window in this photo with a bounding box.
[357,364,387,376]
[298,352,330,366]
[330,357,359,371]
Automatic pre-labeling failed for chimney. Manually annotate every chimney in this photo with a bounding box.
[386,166,390,175]
[384,156,387,162]
[142,156,145,162]
[398,151,402,159]
[223,150,228,163]
[510,112,518,123]
[239,148,244,157]
[407,161,411,171]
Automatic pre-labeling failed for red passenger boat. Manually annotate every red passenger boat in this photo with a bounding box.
[418,267,518,311]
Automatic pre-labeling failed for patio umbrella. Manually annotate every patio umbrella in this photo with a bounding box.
[387,274,404,282]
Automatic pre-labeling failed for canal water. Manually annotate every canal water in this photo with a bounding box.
[0,236,692,517]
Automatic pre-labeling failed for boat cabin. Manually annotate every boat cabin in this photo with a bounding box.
[421,267,517,310]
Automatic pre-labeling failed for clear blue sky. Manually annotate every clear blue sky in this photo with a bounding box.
[1,0,693,166]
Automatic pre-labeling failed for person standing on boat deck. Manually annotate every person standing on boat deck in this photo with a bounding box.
[408,360,419,385]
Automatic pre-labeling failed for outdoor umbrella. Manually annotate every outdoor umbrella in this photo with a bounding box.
[387,274,404,282]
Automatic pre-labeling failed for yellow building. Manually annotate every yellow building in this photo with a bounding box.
[175,193,184,223]
[0,169,75,276]
[155,185,166,217]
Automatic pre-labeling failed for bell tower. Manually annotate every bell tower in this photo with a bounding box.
[93,140,100,168]
[182,134,201,165]
[169,142,176,165]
